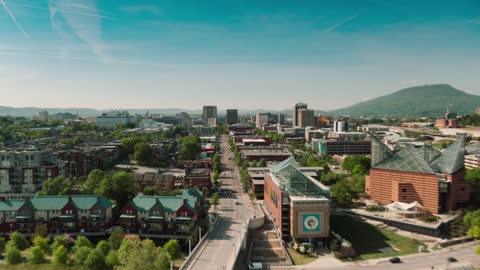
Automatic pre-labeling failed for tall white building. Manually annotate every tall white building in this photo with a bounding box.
[96,111,134,129]
[333,120,349,133]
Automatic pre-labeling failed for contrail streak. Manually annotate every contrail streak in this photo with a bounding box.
[0,0,29,39]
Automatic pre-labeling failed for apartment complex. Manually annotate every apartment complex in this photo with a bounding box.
[263,158,330,242]
[96,111,135,129]
[0,149,65,193]
[366,135,470,214]
[0,195,112,235]
[176,112,192,130]
[465,154,480,169]
[312,139,371,155]
[119,189,204,235]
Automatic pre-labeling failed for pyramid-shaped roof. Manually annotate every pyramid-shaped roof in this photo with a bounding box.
[372,134,465,175]
[371,136,394,167]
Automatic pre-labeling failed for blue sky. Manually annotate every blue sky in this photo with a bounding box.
[1,0,479,110]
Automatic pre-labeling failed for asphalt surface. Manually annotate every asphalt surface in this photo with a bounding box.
[272,243,480,270]
[186,134,248,270]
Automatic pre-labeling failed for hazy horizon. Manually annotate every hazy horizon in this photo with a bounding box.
[1,0,480,110]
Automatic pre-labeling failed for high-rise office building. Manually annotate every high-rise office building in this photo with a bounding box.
[256,112,270,128]
[298,109,315,128]
[202,106,217,124]
[226,109,239,125]
[292,103,308,127]
[278,113,286,125]
[176,112,192,130]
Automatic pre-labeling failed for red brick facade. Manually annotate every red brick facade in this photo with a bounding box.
[263,174,284,232]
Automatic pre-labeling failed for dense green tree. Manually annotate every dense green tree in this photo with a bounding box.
[163,239,180,261]
[341,155,371,173]
[320,173,347,186]
[108,227,124,250]
[38,176,71,195]
[98,171,139,206]
[331,179,357,208]
[352,164,367,176]
[466,168,480,187]
[143,186,156,195]
[350,174,366,194]
[52,245,69,266]
[121,138,136,154]
[50,234,72,252]
[5,245,22,265]
[75,246,92,265]
[134,142,154,165]
[106,250,120,268]
[464,210,480,239]
[155,250,171,270]
[258,159,267,167]
[73,236,93,252]
[178,136,201,160]
[84,249,106,270]
[211,192,220,211]
[33,236,49,254]
[29,245,47,264]
[84,169,106,193]
[167,142,175,153]
[118,239,159,270]
[96,240,110,256]
[8,231,28,251]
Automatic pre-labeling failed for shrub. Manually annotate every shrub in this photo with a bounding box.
[419,215,438,223]
[9,231,29,250]
[29,246,47,264]
[0,236,6,254]
[366,205,385,212]
[73,235,93,252]
[53,245,69,266]
[84,249,106,270]
[33,236,49,254]
[75,246,92,265]
[96,240,110,256]
[6,245,23,265]
[105,250,120,268]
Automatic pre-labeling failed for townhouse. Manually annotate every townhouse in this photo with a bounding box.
[119,189,205,236]
[0,195,112,235]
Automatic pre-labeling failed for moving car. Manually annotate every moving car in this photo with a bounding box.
[447,257,458,263]
[389,257,401,263]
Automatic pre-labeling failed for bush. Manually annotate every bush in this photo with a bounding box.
[108,227,124,250]
[105,250,120,268]
[6,245,23,265]
[33,236,49,254]
[29,246,47,264]
[96,240,110,256]
[0,236,6,254]
[73,235,93,252]
[366,205,385,212]
[75,246,92,265]
[419,215,438,223]
[9,231,29,250]
[339,246,358,259]
[84,249,106,270]
[163,239,180,261]
[53,245,69,266]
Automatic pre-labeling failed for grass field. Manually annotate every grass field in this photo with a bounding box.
[331,215,424,260]
[286,247,317,265]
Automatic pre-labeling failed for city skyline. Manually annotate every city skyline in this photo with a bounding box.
[1,0,480,110]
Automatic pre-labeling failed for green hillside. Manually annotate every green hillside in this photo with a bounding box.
[331,84,480,117]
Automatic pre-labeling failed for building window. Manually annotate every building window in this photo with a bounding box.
[402,189,407,192]
[461,188,466,191]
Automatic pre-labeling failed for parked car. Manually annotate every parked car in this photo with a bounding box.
[389,257,401,263]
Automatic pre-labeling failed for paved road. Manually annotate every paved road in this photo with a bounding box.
[273,243,480,270]
[186,134,248,270]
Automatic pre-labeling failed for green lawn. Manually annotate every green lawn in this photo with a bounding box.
[330,215,423,260]
[287,247,317,265]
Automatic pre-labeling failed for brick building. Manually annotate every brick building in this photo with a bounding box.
[366,135,470,214]
[263,158,330,242]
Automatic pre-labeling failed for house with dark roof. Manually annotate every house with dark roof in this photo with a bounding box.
[0,195,112,235]
[119,189,204,237]
[366,135,470,214]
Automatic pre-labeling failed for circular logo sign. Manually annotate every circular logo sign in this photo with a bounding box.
[304,215,319,230]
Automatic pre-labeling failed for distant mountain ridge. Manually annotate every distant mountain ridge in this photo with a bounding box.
[330,84,480,117]
[1,84,477,118]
